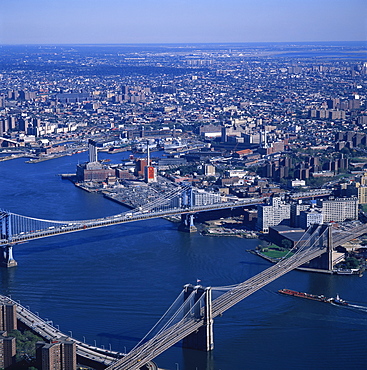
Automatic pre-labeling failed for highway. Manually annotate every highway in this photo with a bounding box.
[0,294,122,366]
[332,223,367,247]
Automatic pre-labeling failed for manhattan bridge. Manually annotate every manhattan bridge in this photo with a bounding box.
[0,184,331,266]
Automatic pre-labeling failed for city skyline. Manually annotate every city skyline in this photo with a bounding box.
[1,0,366,45]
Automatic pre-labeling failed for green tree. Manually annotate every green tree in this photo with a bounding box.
[281,239,292,250]
[8,330,42,361]
[344,257,360,269]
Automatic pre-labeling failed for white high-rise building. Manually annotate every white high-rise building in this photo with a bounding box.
[193,189,222,206]
[318,197,358,222]
[257,196,290,233]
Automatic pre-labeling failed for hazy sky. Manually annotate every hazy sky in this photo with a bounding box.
[1,0,366,44]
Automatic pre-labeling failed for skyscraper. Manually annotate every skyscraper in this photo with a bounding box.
[36,340,76,370]
[0,303,17,332]
[0,333,16,369]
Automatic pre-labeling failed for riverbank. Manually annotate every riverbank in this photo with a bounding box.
[202,228,258,238]
[0,153,34,161]
[25,153,73,163]
[201,218,258,238]
[252,248,364,275]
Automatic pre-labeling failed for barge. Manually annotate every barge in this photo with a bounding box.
[278,289,348,306]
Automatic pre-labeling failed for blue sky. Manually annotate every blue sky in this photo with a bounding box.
[1,0,366,44]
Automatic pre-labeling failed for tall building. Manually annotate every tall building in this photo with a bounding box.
[135,159,148,177]
[0,332,16,369]
[76,161,115,182]
[346,173,367,204]
[0,303,17,332]
[37,342,62,370]
[318,197,358,222]
[144,165,157,183]
[192,189,222,206]
[0,119,4,136]
[36,340,76,370]
[61,341,76,370]
[76,139,116,182]
[290,201,310,227]
[257,196,291,233]
[144,145,156,183]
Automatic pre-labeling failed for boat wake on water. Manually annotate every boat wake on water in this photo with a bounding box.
[342,303,367,312]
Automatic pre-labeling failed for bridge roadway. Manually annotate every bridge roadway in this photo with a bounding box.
[0,294,124,367]
[1,188,331,247]
[105,229,329,370]
[332,223,367,248]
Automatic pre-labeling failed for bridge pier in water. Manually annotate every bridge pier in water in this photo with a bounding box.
[182,284,214,352]
[0,245,17,268]
[178,214,197,233]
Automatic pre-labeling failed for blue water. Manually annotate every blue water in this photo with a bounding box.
[0,154,367,370]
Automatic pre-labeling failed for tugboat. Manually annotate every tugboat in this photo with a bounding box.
[329,294,349,306]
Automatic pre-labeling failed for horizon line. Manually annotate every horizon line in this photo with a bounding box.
[0,40,366,47]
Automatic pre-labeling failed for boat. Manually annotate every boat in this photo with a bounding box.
[329,294,349,306]
[278,289,328,302]
[279,289,349,306]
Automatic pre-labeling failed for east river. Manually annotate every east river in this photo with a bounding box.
[0,152,366,370]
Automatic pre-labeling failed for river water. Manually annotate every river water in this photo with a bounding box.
[0,153,366,370]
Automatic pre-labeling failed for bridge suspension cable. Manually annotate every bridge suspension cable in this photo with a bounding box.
[130,289,186,351]
[116,290,208,369]
[211,225,329,317]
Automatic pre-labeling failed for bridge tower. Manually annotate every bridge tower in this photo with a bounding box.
[181,186,193,209]
[0,211,17,268]
[179,187,197,232]
[306,223,333,272]
[182,284,214,352]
